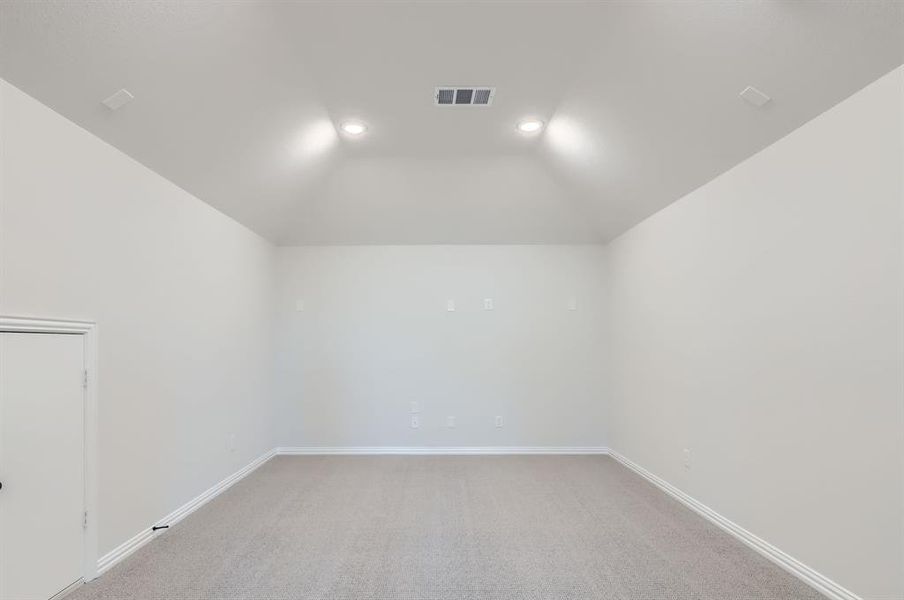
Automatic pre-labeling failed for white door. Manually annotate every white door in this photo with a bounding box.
[0,332,85,600]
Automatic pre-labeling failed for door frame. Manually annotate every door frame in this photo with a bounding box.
[0,316,99,583]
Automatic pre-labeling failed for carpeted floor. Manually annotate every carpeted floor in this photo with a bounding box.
[70,455,825,600]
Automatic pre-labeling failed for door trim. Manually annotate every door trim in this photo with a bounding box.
[0,316,99,583]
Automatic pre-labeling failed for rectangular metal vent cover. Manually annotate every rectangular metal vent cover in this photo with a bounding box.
[435,87,495,106]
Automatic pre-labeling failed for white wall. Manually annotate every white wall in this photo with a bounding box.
[275,245,606,448]
[0,80,278,557]
[604,66,903,598]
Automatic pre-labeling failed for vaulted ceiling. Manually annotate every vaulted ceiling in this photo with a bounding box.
[2,1,902,244]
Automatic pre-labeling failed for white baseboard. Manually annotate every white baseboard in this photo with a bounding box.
[608,450,861,600]
[95,447,277,576]
[49,578,84,600]
[276,446,610,455]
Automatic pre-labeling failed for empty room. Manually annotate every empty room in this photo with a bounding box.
[0,1,902,599]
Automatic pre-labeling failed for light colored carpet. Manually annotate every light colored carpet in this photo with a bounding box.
[71,455,825,600]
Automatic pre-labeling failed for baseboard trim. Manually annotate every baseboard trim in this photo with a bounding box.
[49,578,84,600]
[608,450,861,600]
[96,447,277,576]
[277,446,610,455]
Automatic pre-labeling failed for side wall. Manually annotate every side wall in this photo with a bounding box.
[275,245,607,449]
[0,80,278,557]
[604,67,903,598]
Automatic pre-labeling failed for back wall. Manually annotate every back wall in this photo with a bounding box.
[275,245,607,449]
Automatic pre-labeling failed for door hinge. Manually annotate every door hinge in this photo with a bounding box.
[83,369,88,389]
[83,511,88,529]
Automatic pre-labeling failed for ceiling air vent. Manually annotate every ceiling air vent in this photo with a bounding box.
[435,87,495,106]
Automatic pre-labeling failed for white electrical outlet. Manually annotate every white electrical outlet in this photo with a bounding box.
[411,415,420,428]
[446,299,456,312]
[410,401,420,413]
[495,415,503,428]
[447,416,456,428]
[683,448,691,469]
[484,298,494,310]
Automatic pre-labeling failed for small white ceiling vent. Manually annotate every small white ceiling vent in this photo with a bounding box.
[739,86,771,108]
[435,87,495,106]
[101,88,134,111]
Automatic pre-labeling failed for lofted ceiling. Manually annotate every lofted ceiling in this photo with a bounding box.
[1,1,902,245]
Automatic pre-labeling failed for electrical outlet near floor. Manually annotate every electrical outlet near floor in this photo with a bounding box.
[227,433,236,452]
[683,448,691,469]
[411,415,419,428]
[495,415,503,428]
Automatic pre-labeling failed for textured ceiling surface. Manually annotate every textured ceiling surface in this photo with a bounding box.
[1,1,902,244]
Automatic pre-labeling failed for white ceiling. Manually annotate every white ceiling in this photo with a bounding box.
[2,1,902,245]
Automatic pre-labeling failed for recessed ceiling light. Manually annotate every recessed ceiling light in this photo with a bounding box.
[517,119,544,133]
[340,121,367,135]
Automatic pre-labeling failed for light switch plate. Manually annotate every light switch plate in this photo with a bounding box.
[484,298,494,310]
[446,299,456,312]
